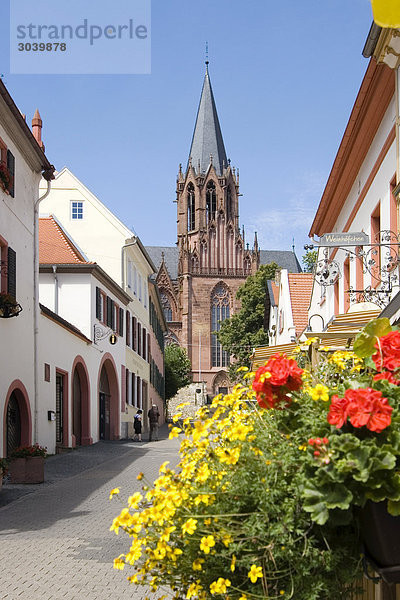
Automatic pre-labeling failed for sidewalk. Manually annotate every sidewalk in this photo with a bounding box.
[0,425,178,600]
[0,424,171,508]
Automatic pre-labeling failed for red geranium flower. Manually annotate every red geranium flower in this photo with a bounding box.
[327,388,392,433]
[252,354,303,409]
[373,371,400,385]
[327,395,349,429]
[372,330,400,373]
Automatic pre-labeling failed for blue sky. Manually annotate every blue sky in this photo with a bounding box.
[0,0,373,263]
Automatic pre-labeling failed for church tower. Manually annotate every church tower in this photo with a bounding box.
[174,62,259,396]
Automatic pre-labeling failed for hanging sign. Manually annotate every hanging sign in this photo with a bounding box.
[319,232,369,246]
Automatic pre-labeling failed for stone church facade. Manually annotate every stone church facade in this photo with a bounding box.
[147,64,301,397]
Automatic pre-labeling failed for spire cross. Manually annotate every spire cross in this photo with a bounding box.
[205,41,209,70]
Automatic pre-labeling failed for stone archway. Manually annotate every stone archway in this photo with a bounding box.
[212,371,230,398]
[71,357,91,447]
[98,354,119,441]
[3,380,32,457]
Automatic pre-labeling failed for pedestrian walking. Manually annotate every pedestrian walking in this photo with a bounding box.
[133,409,143,441]
[148,403,160,441]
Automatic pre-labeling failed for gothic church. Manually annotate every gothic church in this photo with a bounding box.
[146,63,301,397]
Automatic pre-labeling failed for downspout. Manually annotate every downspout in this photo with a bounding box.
[33,174,53,442]
[52,264,58,314]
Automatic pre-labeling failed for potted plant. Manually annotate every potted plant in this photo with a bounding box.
[0,161,12,193]
[109,318,400,598]
[0,292,22,318]
[10,444,47,484]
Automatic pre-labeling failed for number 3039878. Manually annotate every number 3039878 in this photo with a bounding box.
[18,42,67,51]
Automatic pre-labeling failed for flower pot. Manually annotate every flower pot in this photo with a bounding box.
[10,458,26,483]
[360,500,400,583]
[9,456,44,484]
[25,456,44,483]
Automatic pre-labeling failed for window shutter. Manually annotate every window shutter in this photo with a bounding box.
[7,246,16,298]
[137,323,141,356]
[106,296,113,327]
[7,150,15,198]
[126,311,130,346]
[133,317,137,351]
[96,287,101,319]
[119,307,124,336]
[142,327,146,359]
[111,300,116,331]
[147,333,151,363]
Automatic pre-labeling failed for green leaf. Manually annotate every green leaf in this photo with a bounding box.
[302,483,353,524]
[388,499,400,516]
[353,318,391,358]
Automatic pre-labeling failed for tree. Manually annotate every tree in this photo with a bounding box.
[302,249,317,273]
[216,263,278,374]
[164,344,192,399]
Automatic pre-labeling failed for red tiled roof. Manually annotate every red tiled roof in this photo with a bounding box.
[287,273,313,337]
[39,216,88,264]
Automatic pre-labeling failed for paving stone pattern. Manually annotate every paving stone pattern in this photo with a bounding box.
[0,428,178,600]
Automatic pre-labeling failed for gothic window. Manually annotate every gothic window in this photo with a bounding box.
[211,284,230,367]
[187,183,195,231]
[160,292,173,322]
[244,256,251,274]
[226,186,232,221]
[206,181,216,224]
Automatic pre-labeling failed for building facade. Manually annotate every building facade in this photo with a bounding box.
[0,81,55,458]
[39,168,166,432]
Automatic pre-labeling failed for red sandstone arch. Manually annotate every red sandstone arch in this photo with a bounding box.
[3,380,32,457]
[97,353,120,441]
[71,356,92,447]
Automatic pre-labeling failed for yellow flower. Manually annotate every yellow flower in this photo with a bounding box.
[280,591,285,596]
[209,578,231,595]
[192,558,204,571]
[309,384,329,402]
[127,492,142,509]
[109,487,120,499]
[239,596,248,600]
[169,427,182,439]
[200,535,215,554]
[186,581,202,599]
[136,472,144,481]
[248,564,263,583]
[230,554,236,572]
[182,518,198,535]
[113,555,125,570]
[222,533,233,547]
[236,365,249,372]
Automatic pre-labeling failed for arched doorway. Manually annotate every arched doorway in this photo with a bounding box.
[72,369,82,446]
[3,381,32,458]
[98,355,119,441]
[6,392,21,457]
[71,358,91,447]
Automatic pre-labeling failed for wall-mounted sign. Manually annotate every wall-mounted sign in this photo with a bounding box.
[109,334,117,345]
[320,232,369,246]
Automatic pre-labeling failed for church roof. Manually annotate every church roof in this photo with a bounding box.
[145,246,302,281]
[260,250,302,273]
[146,246,179,280]
[187,65,228,176]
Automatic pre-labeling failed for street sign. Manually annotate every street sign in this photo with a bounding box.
[319,232,369,246]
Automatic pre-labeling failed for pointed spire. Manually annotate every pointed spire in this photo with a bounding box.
[187,64,227,176]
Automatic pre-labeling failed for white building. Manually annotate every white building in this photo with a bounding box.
[38,216,130,450]
[0,80,54,458]
[308,26,400,329]
[39,167,165,435]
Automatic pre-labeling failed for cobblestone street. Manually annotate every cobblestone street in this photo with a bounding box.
[0,428,178,600]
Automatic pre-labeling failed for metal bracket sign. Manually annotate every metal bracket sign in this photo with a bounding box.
[319,232,369,246]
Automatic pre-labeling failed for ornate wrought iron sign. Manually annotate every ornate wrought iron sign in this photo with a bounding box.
[306,230,400,308]
[93,324,113,344]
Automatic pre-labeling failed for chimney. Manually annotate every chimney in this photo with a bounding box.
[32,108,45,151]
